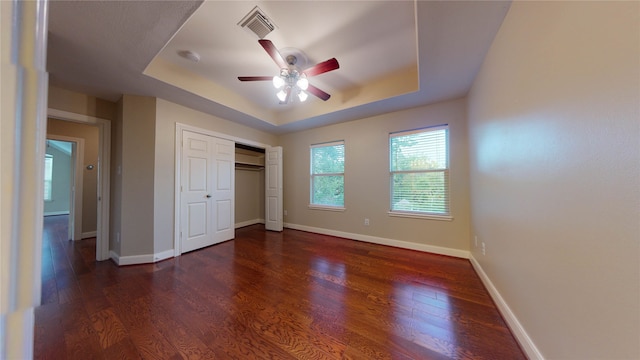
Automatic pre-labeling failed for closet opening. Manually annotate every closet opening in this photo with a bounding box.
[234,143,266,228]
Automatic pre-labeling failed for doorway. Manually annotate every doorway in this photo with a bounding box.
[47,109,112,261]
[44,137,84,241]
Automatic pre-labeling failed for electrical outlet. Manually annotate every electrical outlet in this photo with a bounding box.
[284,210,287,216]
[475,235,478,247]
[364,218,370,226]
[481,242,486,255]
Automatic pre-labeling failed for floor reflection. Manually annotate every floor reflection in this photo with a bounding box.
[394,282,459,358]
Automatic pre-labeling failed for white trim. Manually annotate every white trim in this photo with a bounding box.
[469,255,544,360]
[308,205,346,212]
[283,222,469,259]
[235,218,264,229]
[5,308,35,360]
[48,108,105,124]
[109,251,120,265]
[110,249,176,266]
[310,140,345,148]
[153,249,174,263]
[174,122,272,257]
[47,108,111,261]
[177,122,271,150]
[388,211,453,221]
[3,1,49,357]
[43,211,69,216]
[114,254,154,266]
[81,231,97,239]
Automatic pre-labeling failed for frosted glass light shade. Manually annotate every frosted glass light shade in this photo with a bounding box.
[296,78,309,90]
[276,89,287,101]
[298,91,308,102]
[272,76,285,88]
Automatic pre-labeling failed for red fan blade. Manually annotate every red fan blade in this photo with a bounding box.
[238,76,273,81]
[306,84,331,101]
[303,58,339,77]
[259,39,287,69]
[279,87,292,104]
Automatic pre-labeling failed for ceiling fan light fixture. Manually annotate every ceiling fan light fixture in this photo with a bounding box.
[272,76,284,89]
[296,77,309,90]
[238,39,339,104]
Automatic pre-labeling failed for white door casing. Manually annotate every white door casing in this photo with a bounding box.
[47,109,111,262]
[265,146,283,231]
[180,130,234,253]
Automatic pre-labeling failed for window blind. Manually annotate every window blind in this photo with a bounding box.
[389,126,449,215]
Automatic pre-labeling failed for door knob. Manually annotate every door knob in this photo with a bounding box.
[206,194,212,198]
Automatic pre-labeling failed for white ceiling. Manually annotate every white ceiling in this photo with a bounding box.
[47,1,511,134]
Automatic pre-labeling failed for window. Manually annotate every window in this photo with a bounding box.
[310,141,345,208]
[44,154,53,201]
[389,125,450,218]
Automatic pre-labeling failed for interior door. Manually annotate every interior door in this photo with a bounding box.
[181,130,234,253]
[211,138,234,243]
[265,146,283,231]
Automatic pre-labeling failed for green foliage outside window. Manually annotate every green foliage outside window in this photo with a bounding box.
[390,126,449,215]
[311,142,344,207]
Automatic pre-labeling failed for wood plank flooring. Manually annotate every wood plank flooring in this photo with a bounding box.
[35,215,525,359]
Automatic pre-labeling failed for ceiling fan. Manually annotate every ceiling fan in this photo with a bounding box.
[238,39,340,104]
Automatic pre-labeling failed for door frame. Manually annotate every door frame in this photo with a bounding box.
[47,108,112,261]
[45,135,85,241]
[174,123,270,256]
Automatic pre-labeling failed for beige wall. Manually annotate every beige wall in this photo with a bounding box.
[277,98,471,252]
[116,95,157,257]
[235,168,265,225]
[154,99,278,254]
[48,86,117,120]
[467,2,640,358]
[47,119,100,233]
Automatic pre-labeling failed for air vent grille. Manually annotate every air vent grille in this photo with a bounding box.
[238,6,276,39]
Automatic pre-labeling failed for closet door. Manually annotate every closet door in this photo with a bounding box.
[211,137,234,243]
[180,130,234,253]
[265,146,283,231]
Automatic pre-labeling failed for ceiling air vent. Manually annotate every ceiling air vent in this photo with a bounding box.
[238,6,276,39]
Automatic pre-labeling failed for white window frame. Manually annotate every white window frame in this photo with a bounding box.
[388,125,452,221]
[44,154,53,202]
[309,140,345,211]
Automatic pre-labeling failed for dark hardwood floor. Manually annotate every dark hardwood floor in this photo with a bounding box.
[35,215,525,359]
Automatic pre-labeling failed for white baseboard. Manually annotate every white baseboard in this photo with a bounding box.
[235,218,264,229]
[110,249,174,266]
[153,249,174,263]
[469,255,544,360]
[109,250,120,265]
[44,211,69,216]
[81,231,97,239]
[283,222,470,259]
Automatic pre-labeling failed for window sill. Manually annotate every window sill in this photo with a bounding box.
[388,211,453,221]
[309,205,346,212]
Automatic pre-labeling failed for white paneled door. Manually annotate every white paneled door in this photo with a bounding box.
[265,146,283,231]
[181,130,234,253]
